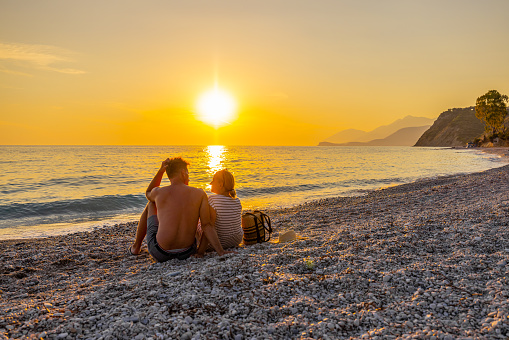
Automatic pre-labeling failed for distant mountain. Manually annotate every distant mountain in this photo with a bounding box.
[322,129,368,144]
[414,107,485,147]
[319,126,431,146]
[324,115,435,143]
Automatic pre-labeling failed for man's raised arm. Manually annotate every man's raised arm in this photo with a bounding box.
[146,158,169,201]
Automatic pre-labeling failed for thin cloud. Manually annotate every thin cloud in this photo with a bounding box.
[0,64,32,77]
[0,42,86,75]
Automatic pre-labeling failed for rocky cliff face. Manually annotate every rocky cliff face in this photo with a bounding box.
[414,107,485,147]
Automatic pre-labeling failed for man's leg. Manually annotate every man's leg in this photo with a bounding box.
[130,202,157,255]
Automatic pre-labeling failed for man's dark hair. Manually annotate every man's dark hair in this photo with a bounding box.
[165,157,190,178]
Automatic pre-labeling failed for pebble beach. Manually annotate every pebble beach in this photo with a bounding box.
[2,151,509,339]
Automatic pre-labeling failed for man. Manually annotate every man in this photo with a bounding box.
[129,157,228,261]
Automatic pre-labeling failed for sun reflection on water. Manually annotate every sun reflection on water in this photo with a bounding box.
[205,145,226,175]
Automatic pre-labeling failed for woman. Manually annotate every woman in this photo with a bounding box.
[196,169,243,255]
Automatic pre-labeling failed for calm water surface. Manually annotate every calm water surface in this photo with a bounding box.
[0,145,506,239]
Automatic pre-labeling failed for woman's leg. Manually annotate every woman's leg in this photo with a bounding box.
[196,205,217,256]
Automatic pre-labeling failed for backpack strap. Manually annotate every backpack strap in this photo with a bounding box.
[254,214,262,243]
[255,210,272,242]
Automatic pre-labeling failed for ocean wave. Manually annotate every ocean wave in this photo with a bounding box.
[0,194,146,221]
[0,175,146,195]
[237,177,409,196]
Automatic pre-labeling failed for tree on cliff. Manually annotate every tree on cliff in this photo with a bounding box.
[475,90,508,135]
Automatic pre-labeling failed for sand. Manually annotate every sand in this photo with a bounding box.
[1,150,509,339]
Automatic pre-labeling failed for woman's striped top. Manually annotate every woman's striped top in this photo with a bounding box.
[209,193,243,249]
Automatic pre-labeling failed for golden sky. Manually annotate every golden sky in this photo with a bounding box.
[1,0,508,145]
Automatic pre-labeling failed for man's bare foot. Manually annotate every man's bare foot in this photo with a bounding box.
[129,245,141,256]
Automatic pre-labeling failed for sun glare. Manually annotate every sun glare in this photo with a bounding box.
[196,87,237,128]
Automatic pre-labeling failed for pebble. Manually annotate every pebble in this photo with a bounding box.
[2,163,509,339]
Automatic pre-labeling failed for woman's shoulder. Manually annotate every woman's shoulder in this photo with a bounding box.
[209,194,241,205]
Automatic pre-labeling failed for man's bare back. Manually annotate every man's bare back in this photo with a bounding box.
[151,184,207,250]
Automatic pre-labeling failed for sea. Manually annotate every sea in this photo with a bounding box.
[0,145,507,240]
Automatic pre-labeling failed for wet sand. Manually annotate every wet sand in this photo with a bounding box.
[1,156,509,339]
[479,146,509,159]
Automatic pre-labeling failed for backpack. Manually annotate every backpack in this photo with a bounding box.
[241,210,272,245]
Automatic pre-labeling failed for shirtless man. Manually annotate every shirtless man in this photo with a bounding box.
[129,157,227,261]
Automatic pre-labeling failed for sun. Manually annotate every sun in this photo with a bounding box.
[196,86,237,128]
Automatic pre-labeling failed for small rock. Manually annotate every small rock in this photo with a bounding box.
[124,316,139,323]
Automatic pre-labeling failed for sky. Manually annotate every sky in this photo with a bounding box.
[1,0,508,145]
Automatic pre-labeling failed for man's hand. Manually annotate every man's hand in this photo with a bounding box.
[161,158,170,170]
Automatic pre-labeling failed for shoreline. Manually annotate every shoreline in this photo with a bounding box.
[477,146,509,160]
[2,147,508,242]
[2,162,509,338]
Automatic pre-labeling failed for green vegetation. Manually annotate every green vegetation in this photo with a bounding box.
[475,90,508,136]
[305,257,315,270]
